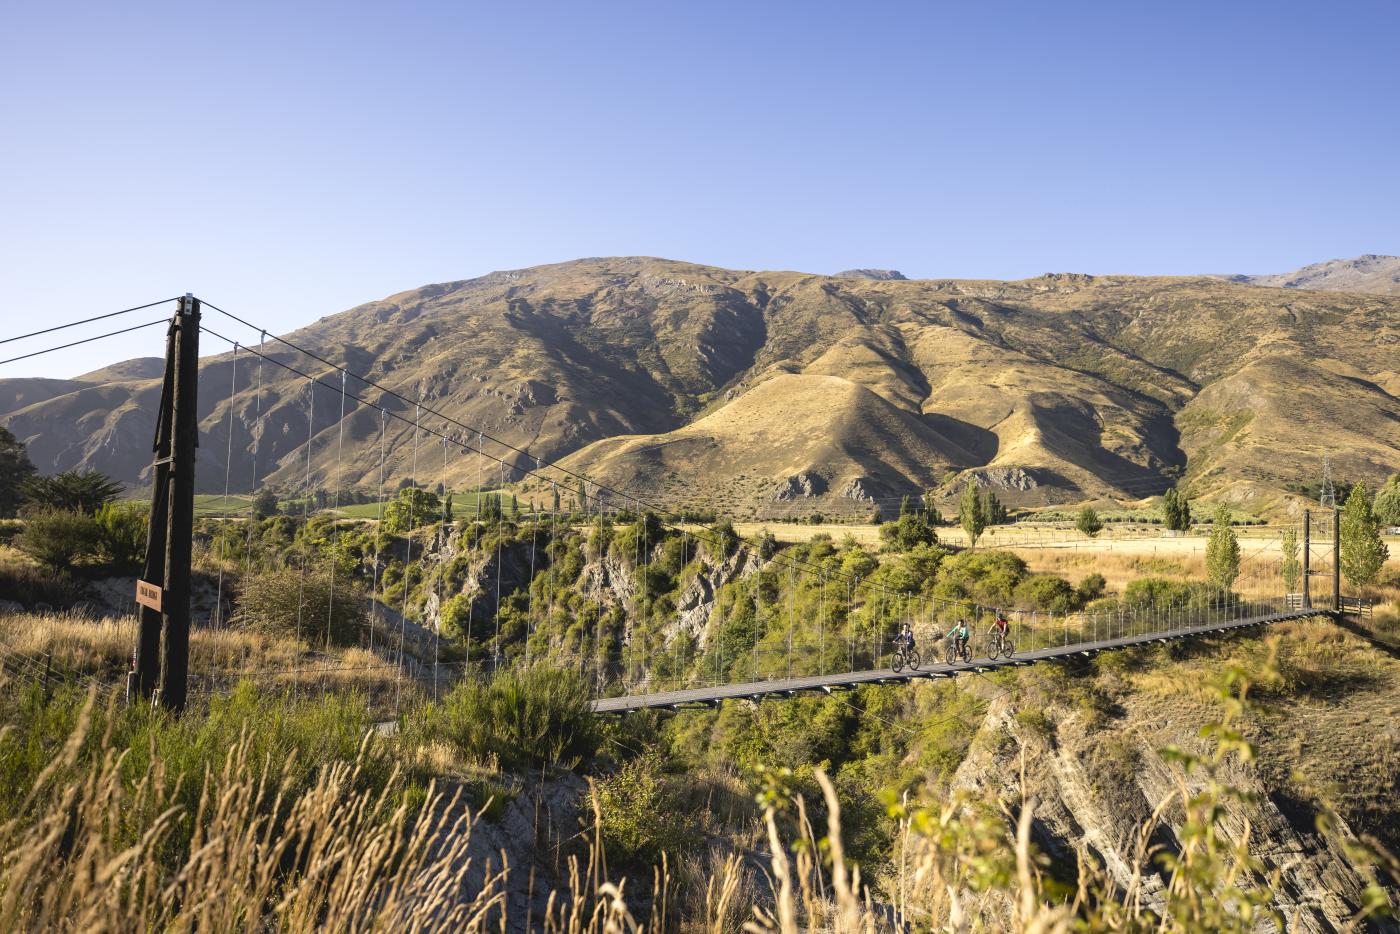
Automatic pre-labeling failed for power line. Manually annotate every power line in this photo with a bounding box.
[0,317,173,368]
[0,297,178,346]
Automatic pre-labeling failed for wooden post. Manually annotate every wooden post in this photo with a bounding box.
[1302,510,1311,610]
[132,310,179,702]
[159,295,200,713]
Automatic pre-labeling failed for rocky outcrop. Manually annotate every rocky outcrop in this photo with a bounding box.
[950,693,1397,932]
[771,471,828,501]
[957,466,1042,493]
[668,547,761,647]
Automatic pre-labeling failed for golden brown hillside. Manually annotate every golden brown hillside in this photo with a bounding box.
[1,257,1397,515]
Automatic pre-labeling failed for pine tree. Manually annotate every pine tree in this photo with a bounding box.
[959,484,985,549]
[899,495,912,518]
[1340,483,1389,588]
[1280,526,1301,594]
[1206,505,1240,591]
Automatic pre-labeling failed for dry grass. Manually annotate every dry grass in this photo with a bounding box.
[0,610,408,710]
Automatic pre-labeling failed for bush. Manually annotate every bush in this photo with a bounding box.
[880,510,939,552]
[1014,574,1077,614]
[416,666,597,772]
[15,508,100,572]
[1077,572,1107,603]
[94,501,148,569]
[237,565,368,646]
[594,752,694,864]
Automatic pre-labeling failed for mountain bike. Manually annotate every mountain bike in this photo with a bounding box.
[986,628,1015,660]
[944,636,971,665]
[892,643,921,673]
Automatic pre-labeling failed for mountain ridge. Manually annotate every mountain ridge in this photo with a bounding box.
[2,256,1397,517]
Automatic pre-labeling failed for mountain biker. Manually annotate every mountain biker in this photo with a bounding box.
[894,621,916,654]
[947,619,970,654]
[990,612,1010,642]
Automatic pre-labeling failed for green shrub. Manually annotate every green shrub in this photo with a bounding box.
[15,508,100,572]
[594,752,694,864]
[1077,572,1107,603]
[94,501,148,569]
[416,666,597,772]
[236,565,368,646]
[1014,574,1077,613]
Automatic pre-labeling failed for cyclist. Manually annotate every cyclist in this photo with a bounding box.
[990,611,1010,643]
[947,618,970,655]
[893,621,916,655]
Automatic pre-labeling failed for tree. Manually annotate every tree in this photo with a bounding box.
[1205,504,1240,591]
[1374,473,1400,528]
[0,426,36,518]
[94,501,148,569]
[382,487,441,534]
[879,508,939,552]
[958,484,986,549]
[1280,526,1301,594]
[1340,483,1389,588]
[1162,487,1192,532]
[978,490,1007,527]
[250,488,280,519]
[921,491,942,526]
[15,508,100,572]
[444,492,454,523]
[1076,506,1103,538]
[21,470,122,515]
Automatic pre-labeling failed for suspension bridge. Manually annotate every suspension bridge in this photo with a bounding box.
[0,295,1366,715]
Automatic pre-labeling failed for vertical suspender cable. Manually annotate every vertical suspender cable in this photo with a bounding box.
[214,344,239,634]
[294,375,316,688]
[395,403,420,715]
[326,370,347,663]
[369,408,387,659]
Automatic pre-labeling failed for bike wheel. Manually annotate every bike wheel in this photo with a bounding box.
[960,643,972,663]
[986,637,1000,660]
[908,650,920,670]
[892,651,905,673]
[944,644,956,665]
[1003,639,1015,657]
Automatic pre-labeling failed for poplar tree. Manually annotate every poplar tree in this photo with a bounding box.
[1340,483,1389,588]
[959,484,985,550]
[1280,526,1301,594]
[1206,505,1240,591]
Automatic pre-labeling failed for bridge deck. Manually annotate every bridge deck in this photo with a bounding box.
[591,609,1319,713]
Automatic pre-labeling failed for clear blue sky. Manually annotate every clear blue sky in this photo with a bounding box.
[2,0,1397,377]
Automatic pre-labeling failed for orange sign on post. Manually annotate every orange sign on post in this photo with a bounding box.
[136,580,163,612]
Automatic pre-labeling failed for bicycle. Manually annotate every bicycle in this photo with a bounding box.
[986,628,1015,660]
[944,636,971,665]
[892,643,921,673]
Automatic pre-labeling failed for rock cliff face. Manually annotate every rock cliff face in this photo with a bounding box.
[946,635,1400,933]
